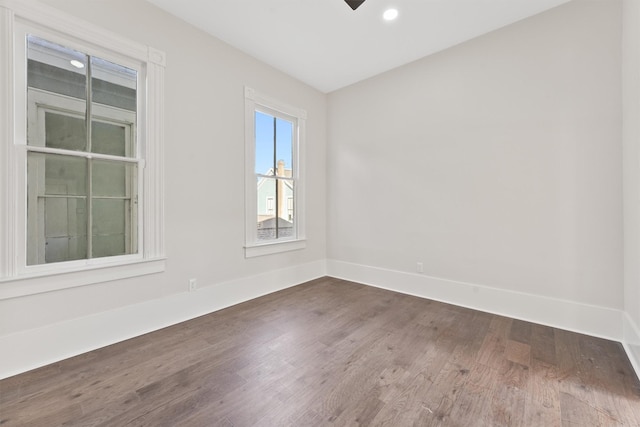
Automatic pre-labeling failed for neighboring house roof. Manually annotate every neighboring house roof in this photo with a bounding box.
[257,178,293,192]
[257,167,294,192]
[257,217,293,229]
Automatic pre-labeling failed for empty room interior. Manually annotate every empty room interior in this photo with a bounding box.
[2,0,640,425]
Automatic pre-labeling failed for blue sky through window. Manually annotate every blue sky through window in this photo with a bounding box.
[255,111,293,175]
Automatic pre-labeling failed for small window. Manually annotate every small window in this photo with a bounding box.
[244,87,306,257]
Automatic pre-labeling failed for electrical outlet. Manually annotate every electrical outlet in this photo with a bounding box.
[416,262,424,273]
[189,278,197,292]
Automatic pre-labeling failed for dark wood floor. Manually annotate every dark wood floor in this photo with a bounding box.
[1,277,639,426]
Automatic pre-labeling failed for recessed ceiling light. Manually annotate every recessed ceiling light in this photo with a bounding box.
[383,8,398,21]
[70,59,84,69]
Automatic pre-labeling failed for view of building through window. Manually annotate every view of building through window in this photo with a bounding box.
[254,111,295,241]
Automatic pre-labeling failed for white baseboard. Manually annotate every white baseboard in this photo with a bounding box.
[623,312,640,377]
[327,260,623,342]
[4,258,638,382]
[0,260,326,380]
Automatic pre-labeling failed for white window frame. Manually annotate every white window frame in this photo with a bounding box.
[0,0,166,299]
[244,87,306,258]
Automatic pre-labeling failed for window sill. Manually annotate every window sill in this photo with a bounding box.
[0,257,166,300]
[245,239,306,258]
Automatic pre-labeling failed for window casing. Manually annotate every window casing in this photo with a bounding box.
[244,87,306,257]
[0,1,165,298]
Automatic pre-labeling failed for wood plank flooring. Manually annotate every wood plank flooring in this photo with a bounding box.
[1,277,639,426]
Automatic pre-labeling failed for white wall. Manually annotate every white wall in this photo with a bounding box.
[0,0,327,378]
[623,0,640,373]
[327,0,623,330]
[3,0,638,380]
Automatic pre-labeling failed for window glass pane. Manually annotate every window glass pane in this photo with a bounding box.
[91,56,136,157]
[44,112,86,151]
[255,111,275,175]
[44,197,88,263]
[27,152,88,264]
[280,181,295,239]
[275,117,293,177]
[92,199,132,258]
[90,56,137,112]
[92,121,127,157]
[92,159,136,258]
[92,160,135,198]
[256,177,295,241]
[28,35,87,150]
[34,153,88,196]
[91,57,138,157]
[27,35,87,100]
[257,177,276,241]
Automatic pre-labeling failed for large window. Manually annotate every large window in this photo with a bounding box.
[0,1,165,298]
[26,36,139,265]
[244,87,306,257]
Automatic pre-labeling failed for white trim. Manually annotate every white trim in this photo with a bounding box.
[623,312,640,378]
[0,258,165,300]
[144,46,165,259]
[244,90,258,244]
[245,239,307,258]
[0,5,15,279]
[0,260,325,380]
[327,259,624,341]
[244,86,307,120]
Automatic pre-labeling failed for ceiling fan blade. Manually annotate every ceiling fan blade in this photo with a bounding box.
[345,0,366,10]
